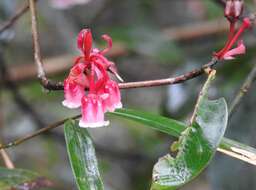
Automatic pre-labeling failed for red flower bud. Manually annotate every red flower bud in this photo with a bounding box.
[225,0,244,21]
[77,29,92,59]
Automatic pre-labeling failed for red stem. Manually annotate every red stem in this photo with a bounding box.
[222,22,249,55]
[215,21,236,58]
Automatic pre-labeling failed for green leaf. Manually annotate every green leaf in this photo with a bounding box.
[110,108,231,148]
[109,108,186,138]
[0,167,52,190]
[110,96,228,190]
[151,97,228,190]
[110,108,256,165]
[64,120,104,190]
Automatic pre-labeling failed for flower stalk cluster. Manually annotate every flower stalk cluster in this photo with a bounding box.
[215,0,251,60]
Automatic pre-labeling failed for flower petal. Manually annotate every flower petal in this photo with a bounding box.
[62,79,84,108]
[223,40,246,60]
[79,94,109,128]
[69,63,89,87]
[100,34,112,55]
[102,80,122,112]
[79,120,109,128]
[77,29,92,58]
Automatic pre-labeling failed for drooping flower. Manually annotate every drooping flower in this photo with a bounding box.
[79,94,109,128]
[62,78,84,108]
[62,29,123,128]
[62,63,87,108]
[101,80,122,112]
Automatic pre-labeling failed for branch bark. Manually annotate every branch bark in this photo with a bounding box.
[29,0,64,90]
[28,0,222,91]
[27,0,256,92]
[0,149,15,169]
[0,114,81,149]
[229,61,256,117]
[29,0,221,91]
[0,75,14,169]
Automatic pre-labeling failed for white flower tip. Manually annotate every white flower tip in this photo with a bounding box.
[79,120,110,128]
[115,102,123,109]
[62,100,81,109]
[107,103,122,112]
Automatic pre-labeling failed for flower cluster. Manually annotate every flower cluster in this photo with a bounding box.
[214,0,251,60]
[63,29,122,128]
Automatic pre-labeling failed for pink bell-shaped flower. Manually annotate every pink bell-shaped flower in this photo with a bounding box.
[79,94,109,128]
[62,79,84,108]
[102,80,122,112]
[77,29,92,59]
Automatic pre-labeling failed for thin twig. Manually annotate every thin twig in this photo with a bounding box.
[27,0,255,91]
[30,7,220,92]
[29,0,63,90]
[0,85,15,169]
[0,149,15,169]
[218,62,256,165]
[28,0,222,91]
[229,62,256,117]
[190,69,216,124]
[119,58,218,89]
[29,0,44,79]
[218,137,256,166]
[0,0,38,34]
[26,0,256,91]
[217,147,256,165]
[0,114,81,149]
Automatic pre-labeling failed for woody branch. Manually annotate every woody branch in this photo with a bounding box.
[27,0,256,92]
[29,0,217,91]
